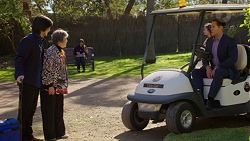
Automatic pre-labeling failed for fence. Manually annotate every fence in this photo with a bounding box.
[0,14,248,57]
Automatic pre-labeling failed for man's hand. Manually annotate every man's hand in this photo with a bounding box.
[206,66,212,79]
[48,87,55,95]
[17,75,24,83]
[77,52,80,55]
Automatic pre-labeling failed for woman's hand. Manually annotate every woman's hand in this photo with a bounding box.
[48,86,55,95]
[206,65,213,79]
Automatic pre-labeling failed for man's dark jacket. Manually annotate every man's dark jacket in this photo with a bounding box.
[202,34,239,80]
[14,33,44,88]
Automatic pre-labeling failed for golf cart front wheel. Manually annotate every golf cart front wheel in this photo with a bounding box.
[166,102,196,134]
[121,101,149,131]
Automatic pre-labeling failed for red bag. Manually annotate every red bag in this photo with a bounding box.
[56,79,68,94]
[56,88,68,94]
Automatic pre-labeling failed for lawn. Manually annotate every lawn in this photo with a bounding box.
[0,52,191,82]
[164,126,250,141]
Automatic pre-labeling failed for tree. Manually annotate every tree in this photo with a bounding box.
[0,0,30,53]
[222,0,228,3]
[124,0,136,16]
[145,0,156,63]
[240,6,250,42]
[22,0,32,23]
[155,0,178,9]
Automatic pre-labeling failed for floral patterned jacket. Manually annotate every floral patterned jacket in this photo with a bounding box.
[42,45,68,89]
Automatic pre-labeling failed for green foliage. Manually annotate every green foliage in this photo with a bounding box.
[240,5,250,42]
[0,0,30,35]
[155,0,178,9]
[164,126,250,141]
[227,25,239,37]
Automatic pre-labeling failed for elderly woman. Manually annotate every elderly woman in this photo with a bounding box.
[40,29,69,141]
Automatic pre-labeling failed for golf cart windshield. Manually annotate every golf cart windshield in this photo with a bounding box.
[141,4,248,79]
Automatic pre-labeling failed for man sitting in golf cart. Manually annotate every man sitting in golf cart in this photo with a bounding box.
[192,18,239,110]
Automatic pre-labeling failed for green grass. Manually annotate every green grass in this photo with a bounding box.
[0,68,15,82]
[0,52,191,82]
[164,126,250,141]
[67,52,191,79]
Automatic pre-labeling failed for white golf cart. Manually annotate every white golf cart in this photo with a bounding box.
[121,4,250,134]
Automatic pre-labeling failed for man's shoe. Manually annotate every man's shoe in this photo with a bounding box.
[44,138,56,141]
[82,69,85,73]
[56,134,68,139]
[205,100,213,110]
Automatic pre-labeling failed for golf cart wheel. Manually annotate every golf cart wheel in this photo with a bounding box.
[121,101,149,131]
[166,102,196,134]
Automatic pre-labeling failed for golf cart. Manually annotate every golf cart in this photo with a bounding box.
[121,4,250,134]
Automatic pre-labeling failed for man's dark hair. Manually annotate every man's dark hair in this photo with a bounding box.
[32,15,53,34]
[212,18,226,27]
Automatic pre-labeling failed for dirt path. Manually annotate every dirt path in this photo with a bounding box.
[0,77,249,141]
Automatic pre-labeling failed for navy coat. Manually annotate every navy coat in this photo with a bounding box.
[14,33,44,88]
[202,34,239,80]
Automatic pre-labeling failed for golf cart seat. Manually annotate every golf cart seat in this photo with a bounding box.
[203,44,248,86]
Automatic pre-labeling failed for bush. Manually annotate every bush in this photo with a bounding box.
[240,5,250,42]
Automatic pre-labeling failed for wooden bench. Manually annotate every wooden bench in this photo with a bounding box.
[64,47,95,71]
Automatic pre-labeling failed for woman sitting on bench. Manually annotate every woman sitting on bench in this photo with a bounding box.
[73,39,88,73]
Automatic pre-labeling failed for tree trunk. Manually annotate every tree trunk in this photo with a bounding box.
[145,0,156,63]
[22,0,32,23]
[123,0,136,17]
[222,0,227,4]
[104,0,113,19]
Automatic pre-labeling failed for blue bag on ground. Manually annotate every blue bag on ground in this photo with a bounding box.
[0,118,20,141]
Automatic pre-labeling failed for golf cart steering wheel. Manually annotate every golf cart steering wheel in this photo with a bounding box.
[179,45,211,70]
[195,45,211,61]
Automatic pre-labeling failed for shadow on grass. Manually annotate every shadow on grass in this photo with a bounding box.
[114,115,250,141]
[114,125,168,141]
[195,115,250,130]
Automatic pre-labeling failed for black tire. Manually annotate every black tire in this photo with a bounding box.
[166,102,196,134]
[121,101,149,130]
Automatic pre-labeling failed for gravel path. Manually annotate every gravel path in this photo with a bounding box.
[0,77,249,141]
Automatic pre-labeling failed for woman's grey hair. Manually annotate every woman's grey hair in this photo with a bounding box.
[51,28,69,45]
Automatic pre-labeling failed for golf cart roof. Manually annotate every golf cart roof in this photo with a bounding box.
[151,4,249,15]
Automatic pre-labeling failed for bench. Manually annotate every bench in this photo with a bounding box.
[64,47,95,71]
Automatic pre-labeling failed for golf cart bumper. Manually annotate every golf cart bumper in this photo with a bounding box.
[127,92,199,104]
[128,92,202,120]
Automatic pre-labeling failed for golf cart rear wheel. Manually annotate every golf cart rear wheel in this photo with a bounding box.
[166,102,196,134]
[121,101,149,130]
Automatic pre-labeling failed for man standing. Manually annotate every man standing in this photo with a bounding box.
[192,19,238,110]
[14,15,53,141]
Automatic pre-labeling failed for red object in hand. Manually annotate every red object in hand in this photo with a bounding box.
[56,88,68,94]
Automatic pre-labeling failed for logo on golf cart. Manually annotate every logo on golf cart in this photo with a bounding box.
[147,89,155,93]
[244,82,250,92]
[152,76,163,82]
